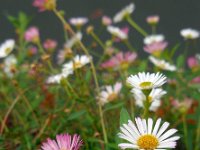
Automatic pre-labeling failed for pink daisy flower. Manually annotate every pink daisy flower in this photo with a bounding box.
[187,56,199,69]
[101,51,137,70]
[24,26,40,43]
[144,41,168,55]
[33,0,56,12]
[41,133,83,150]
[43,39,57,50]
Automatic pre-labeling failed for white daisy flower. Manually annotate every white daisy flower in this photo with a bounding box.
[46,70,73,84]
[144,35,164,45]
[107,26,128,40]
[113,3,135,23]
[118,117,180,150]
[65,32,82,48]
[69,17,88,27]
[127,72,167,90]
[62,55,91,71]
[3,54,17,78]
[97,82,122,106]
[131,88,167,111]
[149,56,177,71]
[0,39,15,58]
[180,28,199,40]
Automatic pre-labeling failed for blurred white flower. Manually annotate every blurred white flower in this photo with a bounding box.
[127,72,167,90]
[180,28,199,39]
[3,54,17,78]
[65,32,82,48]
[62,55,91,71]
[97,82,122,106]
[0,39,15,58]
[69,17,88,27]
[113,3,135,23]
[131,88,167,111]
[144,34,164,45]
[149,56,177,71]
[118,117,180,150]
[107,26,128,40]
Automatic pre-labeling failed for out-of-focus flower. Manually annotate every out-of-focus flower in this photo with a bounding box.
[43,39,57,51]
[65,32,82,48]
[41,133,83,150]
[180,28,199,40]
[149,56,177,71]
[131,88,166,111]
[113,3,135,23]
[3,54,17,78]
[187,56,199,70]
[27,46,38,56]
[33,0,56,12]
[146,15,160,25]
[127,72,167,90]
[69,17,88,27]
[101,51,137,70]
[62,55,91,71]
[144,34,165,45]
[46,70,73,84]
[97,82,122,106]
[0,39,15,58]
[57,48,73,65]
[107,26,128,40]
[143,34,167,56]
[118,117,180,150]
[24,27,40,43]
[102,16,112,26]
[171,98,193,113]
[191,76,200,84]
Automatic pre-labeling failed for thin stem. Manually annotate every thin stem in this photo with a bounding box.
[123,40,136,51]
[90,31,106,50]
[194,117,200,150]
[126,16,148,37]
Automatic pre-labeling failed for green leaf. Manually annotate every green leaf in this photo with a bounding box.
[120,108,131,126]
[67,110,86,121]
[176,55,185,68]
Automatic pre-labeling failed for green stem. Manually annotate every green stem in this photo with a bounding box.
[90,31,106,50]
[183,115,189,150]
[99,105,108,144]
[123,40,136,51]
[126,16,148,37]
[194,117,200,150]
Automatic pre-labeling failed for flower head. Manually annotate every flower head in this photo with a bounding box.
[97,82,122,106]
[180,28,199,40]
[0,39,15,58]
[69,17,88,27]
[101,51,137,70]
[113,3,135,23]
[62,55,91,71]
[102,16,112,26]
[24,27,40,43]
[146,15,160,25]
[43,39,57,50]
[3,54,17,78]
[171,98,193,113]
[149,56,176,71]
[33,0,56,12]
[118,117,180,150]
[187,56,199,69]
[127,72,167,90]
[107,26,128,40]
[144,34,165,45]
[41,133,83,150]
[131,88,167,111]
[65,32,82,49]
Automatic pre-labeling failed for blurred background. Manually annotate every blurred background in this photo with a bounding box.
[0,0,200,55]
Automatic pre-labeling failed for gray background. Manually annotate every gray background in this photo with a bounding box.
[0,0,200,55]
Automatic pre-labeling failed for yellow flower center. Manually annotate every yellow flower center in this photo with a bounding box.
[120,61,129,70]
[73,61,82,69]
[5,47,12,54]
[139,82,153,89]
[137,134,159,150]
[107,93,117,102]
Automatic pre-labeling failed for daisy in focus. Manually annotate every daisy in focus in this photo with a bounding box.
[0,39,15,58]
[149,56,177,71]
[131,88,167,111]
[62,55,91,71]
[41,133,83,150]
[180,28,199,40]
[97,82,122,106]
[118,117,180,150]
[113,3,135,23]
[127,72,167,90]
[107,26,128,40]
